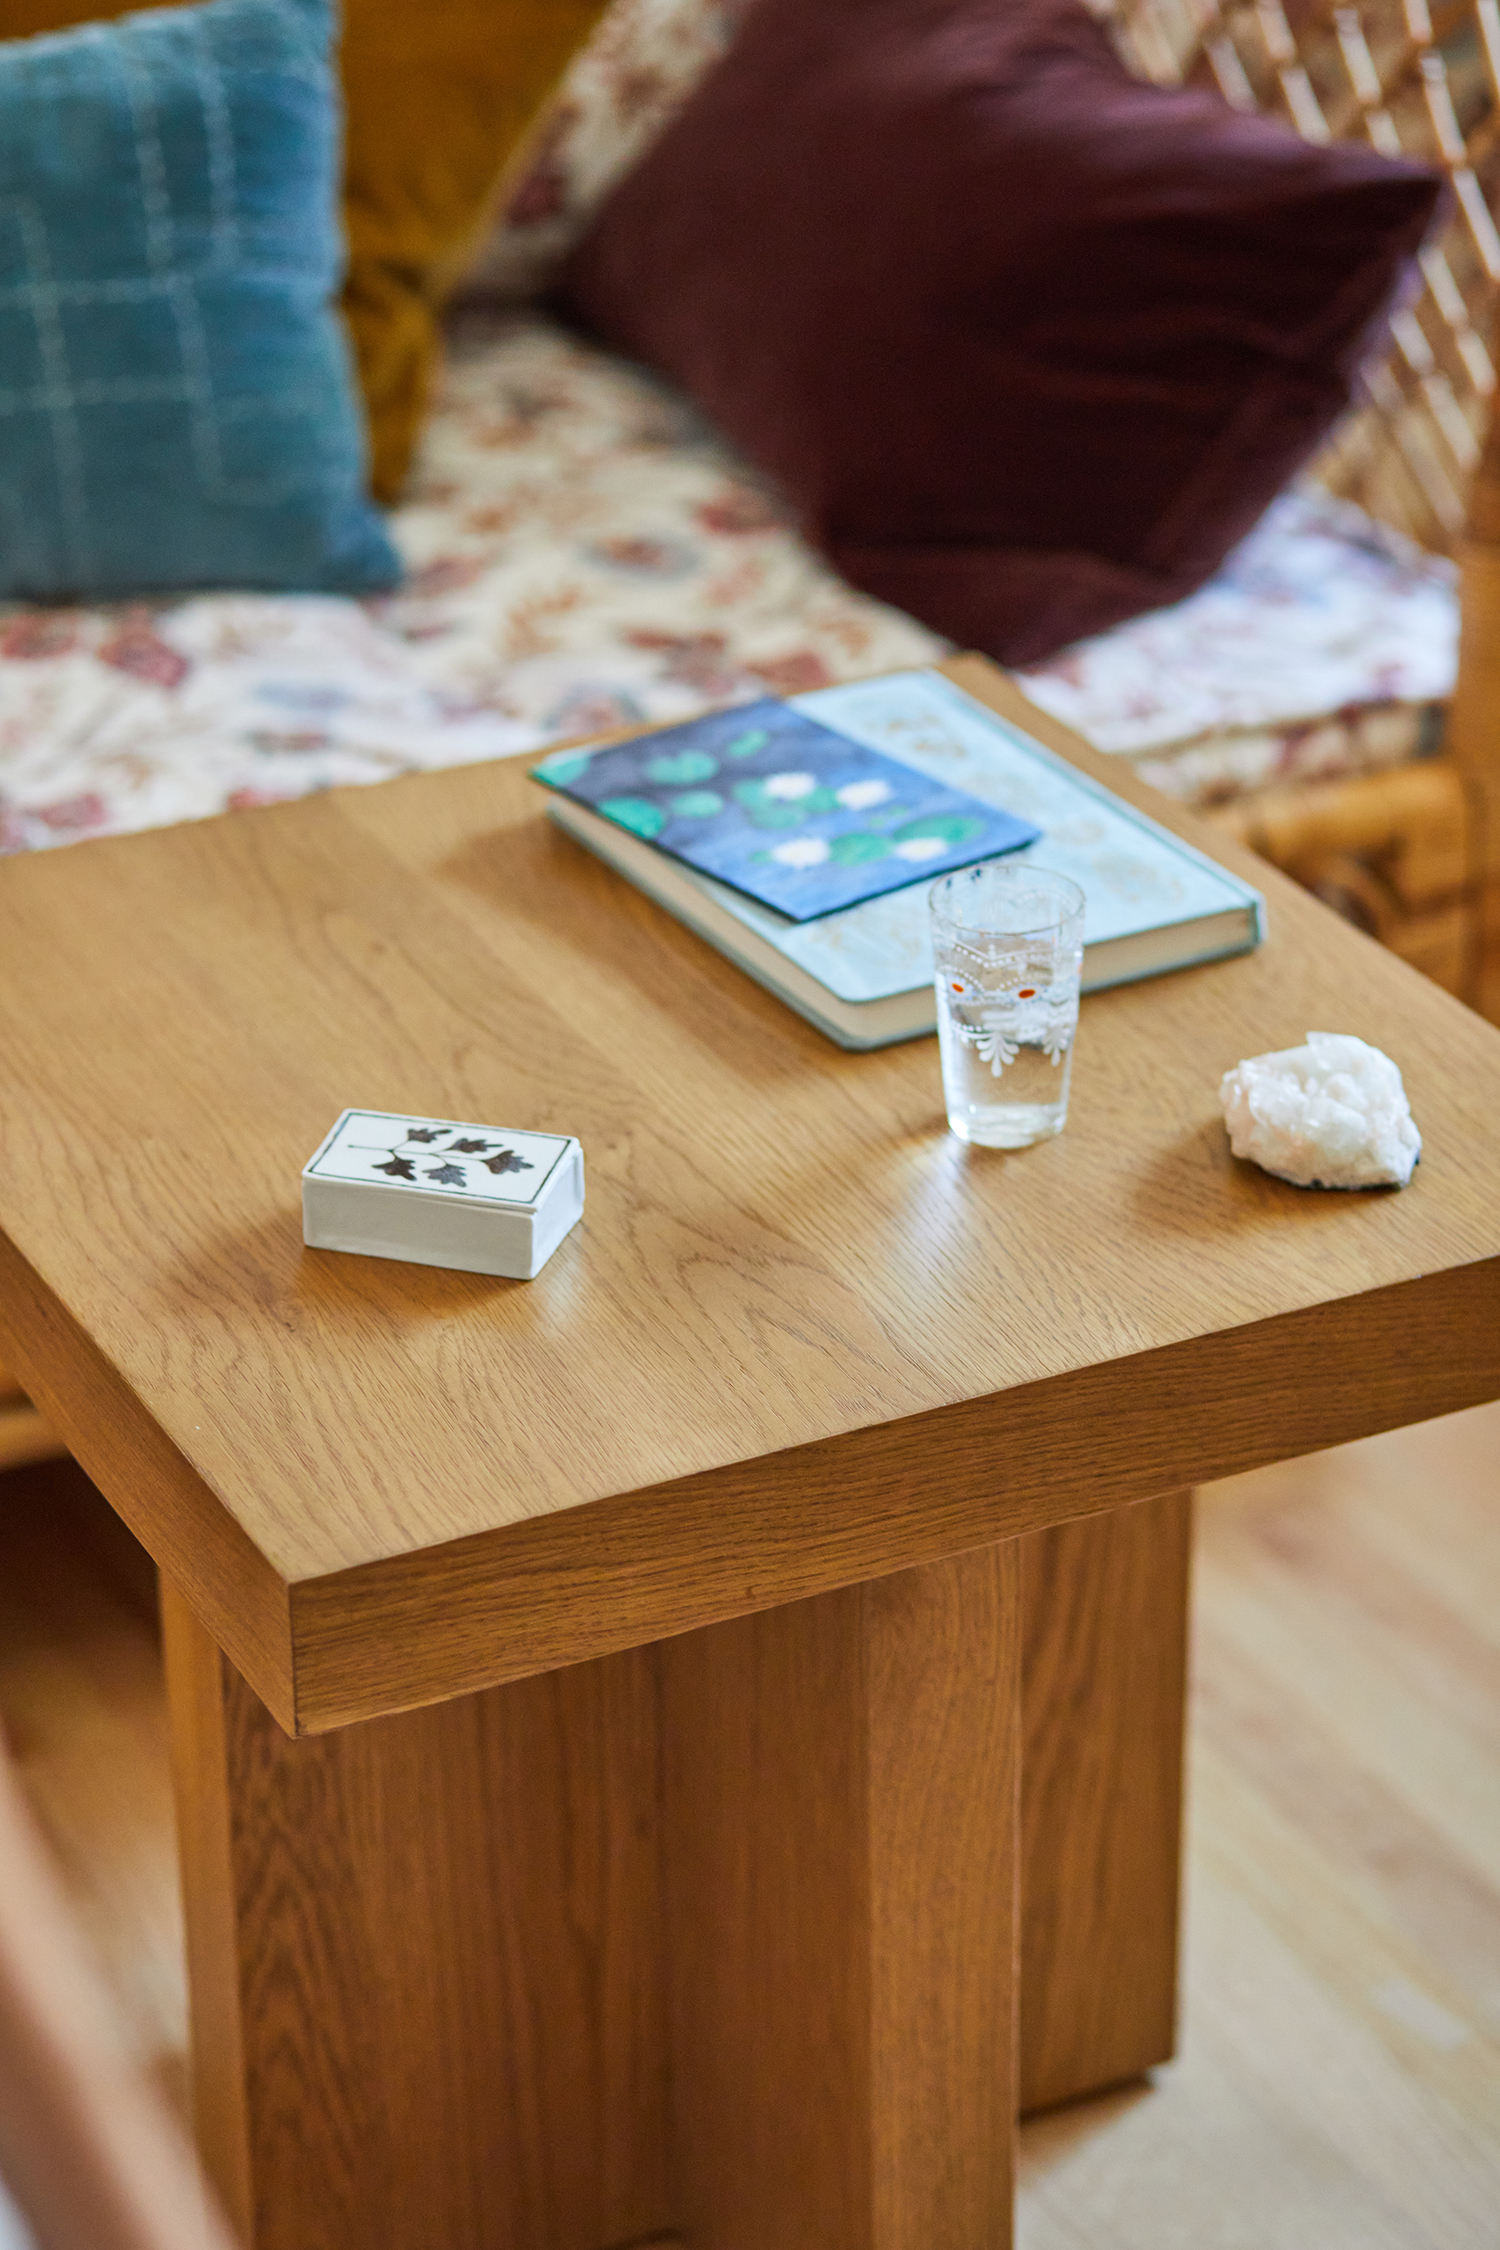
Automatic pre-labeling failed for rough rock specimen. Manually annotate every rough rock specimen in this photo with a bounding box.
[1219,1031,1421,1189]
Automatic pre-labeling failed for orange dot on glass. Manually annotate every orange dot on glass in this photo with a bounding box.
[1018,987,1036,998]
[951,981,964,993]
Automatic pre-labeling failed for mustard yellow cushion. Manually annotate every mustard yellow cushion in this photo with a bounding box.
[338,0,612,499]
[0,0,612,500]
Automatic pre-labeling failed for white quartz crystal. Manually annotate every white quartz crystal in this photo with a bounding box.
[1219,1032,1421,1189]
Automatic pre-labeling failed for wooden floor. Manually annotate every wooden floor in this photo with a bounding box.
[1020,1405,1500,2250]
[2,1404,1498,2248]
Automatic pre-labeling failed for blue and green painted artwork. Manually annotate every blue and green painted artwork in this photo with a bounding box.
[531,699,1039,921]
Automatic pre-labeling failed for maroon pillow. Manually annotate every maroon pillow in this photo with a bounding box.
[562,0,1442,664]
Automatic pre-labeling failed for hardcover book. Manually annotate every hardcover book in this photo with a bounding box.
[535,670,1265,1050]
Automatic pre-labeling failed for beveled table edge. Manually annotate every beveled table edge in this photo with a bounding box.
[273,1257,1497,1729]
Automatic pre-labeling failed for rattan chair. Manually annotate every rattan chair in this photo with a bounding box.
[1097,0,1500,1000]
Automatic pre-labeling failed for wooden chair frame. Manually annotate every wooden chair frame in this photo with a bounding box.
[1095,0,1500,998]
[1099,0,1499,553]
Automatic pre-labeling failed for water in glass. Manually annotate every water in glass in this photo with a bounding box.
[929,864,1085,1149]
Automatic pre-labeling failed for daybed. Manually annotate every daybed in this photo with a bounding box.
[2,0,1496,971]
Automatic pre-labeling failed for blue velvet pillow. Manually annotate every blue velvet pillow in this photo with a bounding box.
[0,0,399,597]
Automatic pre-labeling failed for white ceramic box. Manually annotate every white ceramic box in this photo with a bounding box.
[302,1110,584,1280]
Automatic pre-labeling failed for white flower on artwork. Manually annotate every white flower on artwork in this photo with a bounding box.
[892,834,947,861]
[763,770,817,799]
[770,835,830,867]
[836,778,892,810]
[974,1015,1019,1074]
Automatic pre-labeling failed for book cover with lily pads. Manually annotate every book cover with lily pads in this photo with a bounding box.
[531,699,1039,921]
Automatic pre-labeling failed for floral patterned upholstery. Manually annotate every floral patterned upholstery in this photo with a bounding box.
[0,0,1460,856]
[0,312,1458,855]
[467,0,748,304]
[1021,489,1455,805]
[0,316,937,854]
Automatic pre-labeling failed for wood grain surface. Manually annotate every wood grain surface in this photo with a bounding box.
[1019,1490,1192,2113]
[162,1586,669,2250]
[0,1234,294,1723]
[2,656,1499,1727]
[159,1584,254,2243]
[663,1543,1020,2250]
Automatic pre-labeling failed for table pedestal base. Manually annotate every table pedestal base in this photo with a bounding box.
[163,1491,1191,2250]
[1021,1488,1192,2111]
[664,1542,1020,2250]
[163,1591,670,2250]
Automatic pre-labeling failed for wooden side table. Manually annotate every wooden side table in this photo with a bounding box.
[2,657,1497,2250]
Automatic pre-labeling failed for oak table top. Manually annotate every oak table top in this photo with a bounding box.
[2,656,1498,1733]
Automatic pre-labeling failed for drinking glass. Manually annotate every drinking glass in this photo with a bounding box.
[929,863,1086,1148]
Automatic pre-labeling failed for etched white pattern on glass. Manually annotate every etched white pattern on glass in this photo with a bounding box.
[928,867,1085,1149]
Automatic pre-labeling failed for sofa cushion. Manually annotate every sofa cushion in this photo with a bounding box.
[0,0,613,502]
[562,0,1443,664]
[0,0,400,598]
[337,0,614,498]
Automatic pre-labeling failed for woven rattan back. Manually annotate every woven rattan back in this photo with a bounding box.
[1093,0,1500,554]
